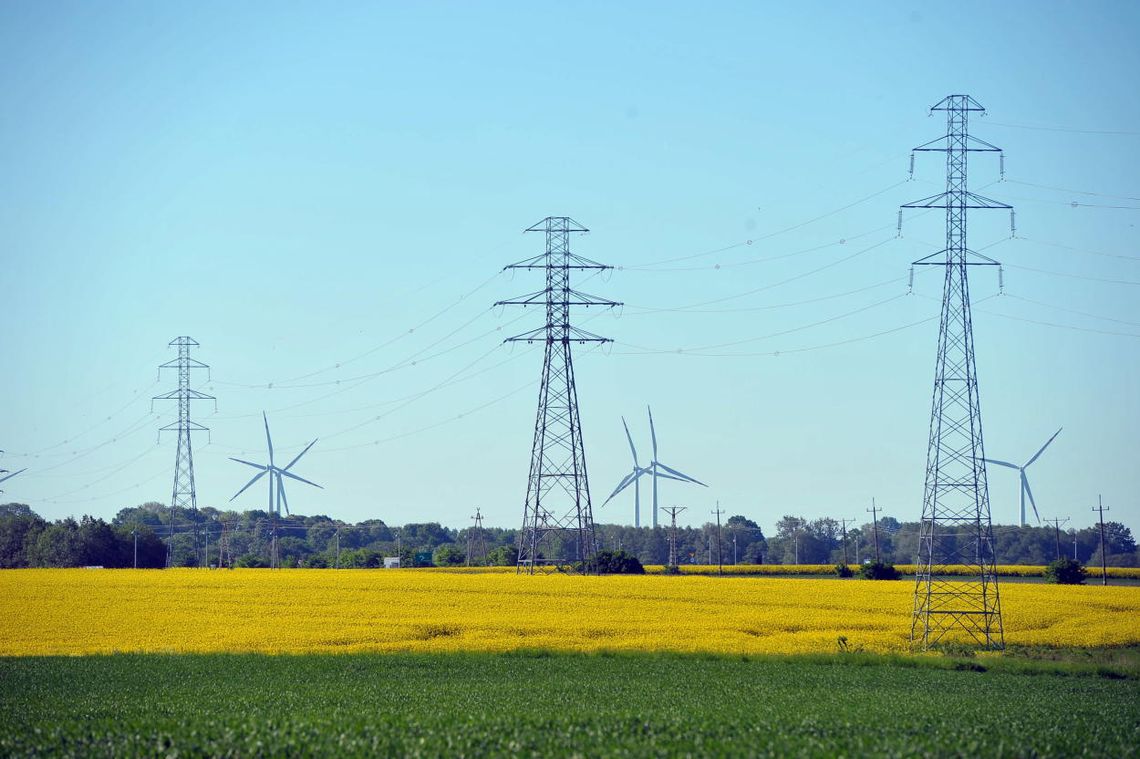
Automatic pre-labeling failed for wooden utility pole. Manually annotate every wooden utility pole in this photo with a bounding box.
[838,517,854,568]
[712,504,725,576]
[1044,517,1069,561]
[867,498,881,563]
[1092,496,1110,586]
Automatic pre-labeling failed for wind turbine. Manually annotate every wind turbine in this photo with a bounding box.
[602,407,706,528]
[983,427,1061,526]
[230,412,322,567]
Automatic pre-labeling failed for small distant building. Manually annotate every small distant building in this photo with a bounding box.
[383,557,400,569]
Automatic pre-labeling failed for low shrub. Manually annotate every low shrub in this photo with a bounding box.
[858,561,901,580]
[1044,557,1087,585]
[834,563,854,578]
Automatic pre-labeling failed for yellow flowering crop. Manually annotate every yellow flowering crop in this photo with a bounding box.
[1,569,1137,657]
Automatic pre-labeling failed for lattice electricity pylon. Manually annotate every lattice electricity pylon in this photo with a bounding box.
[467,508,488,567]
[494,217,620,574]
[899,95,1014,651]
[153,336,215,568]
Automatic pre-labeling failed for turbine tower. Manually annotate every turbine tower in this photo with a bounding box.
[899,95,1015,651]
[983,428,1062,526]
[230,412,322,569]
[603,408,706,527]
[494,217,620,573]
[153,336,215,568]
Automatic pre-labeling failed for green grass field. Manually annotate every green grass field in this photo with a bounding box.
[2,652,1138,757]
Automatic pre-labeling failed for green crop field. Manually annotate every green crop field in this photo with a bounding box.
[2,652,1137,757]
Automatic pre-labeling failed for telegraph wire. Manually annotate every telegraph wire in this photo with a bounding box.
[1002,294,1140,328]
[628,235,898,314]
[1005,179,1140,203]
[621,275,906,315]
[1012,235,1139,263]
[984,120,1140,136]
[1003,263,1140,286]
[623,179,909,270]
[618,292,909,354]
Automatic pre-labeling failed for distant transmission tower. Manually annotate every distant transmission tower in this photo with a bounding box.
[662,506,686,568]
[495,217,620,573]
[153,336,215,568]
[900,95,1015,650]
[467,508,489,566]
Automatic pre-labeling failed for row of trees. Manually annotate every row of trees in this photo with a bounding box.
[1,502,1136,569]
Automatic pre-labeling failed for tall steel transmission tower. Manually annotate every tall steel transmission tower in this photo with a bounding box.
[495,217,620,573]
[900,95,1014,650]
[153,336,215,568]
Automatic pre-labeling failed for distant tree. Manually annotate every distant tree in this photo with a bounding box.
[433,544,466,566]
[0,504,46,568]
[26,519,82,567]
[487,544,519,566]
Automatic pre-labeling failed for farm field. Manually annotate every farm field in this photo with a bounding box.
[2,652,1138,757]
[2,569,1139,655]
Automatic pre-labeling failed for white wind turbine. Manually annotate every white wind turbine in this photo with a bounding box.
[602,407,706,528]
[983,427,1062,526]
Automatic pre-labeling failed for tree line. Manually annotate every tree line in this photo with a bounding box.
[1,502,1136,568]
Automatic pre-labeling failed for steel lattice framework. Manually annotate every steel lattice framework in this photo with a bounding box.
[153,336,215,567]
[495,217,620,573]
[900,95,1014,650]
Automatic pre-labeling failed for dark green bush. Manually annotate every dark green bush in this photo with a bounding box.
[858,561,901,580]
[662,564,681,575]
[834,563,854,578]
[1043,557,1087,584]
[587,550,645,574]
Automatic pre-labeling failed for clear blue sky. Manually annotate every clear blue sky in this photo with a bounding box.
[2,1,1137,536]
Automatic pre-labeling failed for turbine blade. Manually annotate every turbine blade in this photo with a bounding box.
[981,458,1019,470]
[622,417,638,464]
[0,468,27,485]
[1025,427,1062,468]
[655,462,707,487]
[279,469,323,489]
[283,439,318,472]
[1021,471,1041,523]
[229,458,268,471]
[648,406,658,459]
[263,411,274,468]
[603,471,639,505]
[230,469,268,501]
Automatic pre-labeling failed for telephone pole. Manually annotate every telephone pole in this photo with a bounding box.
[495,217,620,573]
[1093,496,1110,586]
[838,517,854,568]
[153,337,215,568]
[712,504,724,576]
[1044,517,1069,561]
[866,499,882,564]
[901,95,1013,651]
[662,506,686,568]
[218,520,231,569]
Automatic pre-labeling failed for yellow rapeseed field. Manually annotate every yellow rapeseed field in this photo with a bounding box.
[1,569,1137,656]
